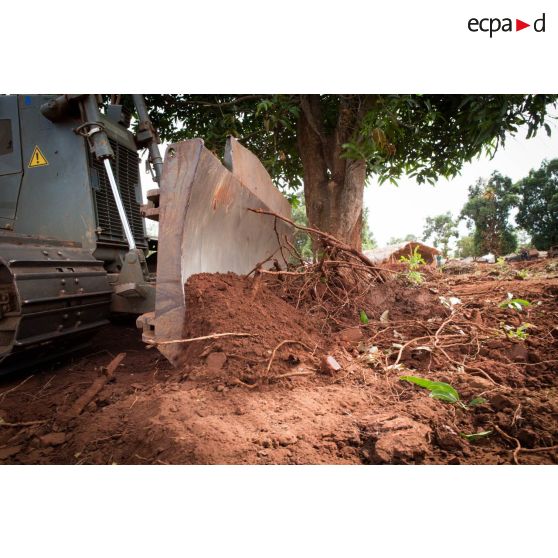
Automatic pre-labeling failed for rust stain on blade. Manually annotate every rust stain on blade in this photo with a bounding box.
[212,177,234,211]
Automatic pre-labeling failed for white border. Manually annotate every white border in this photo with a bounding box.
[2,1,556,555]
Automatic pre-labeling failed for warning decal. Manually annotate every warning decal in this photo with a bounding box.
[28,146,49,168]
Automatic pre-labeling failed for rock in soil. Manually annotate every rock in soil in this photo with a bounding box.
[338,327,364,343]
[205,352,227,373]
[320,355,342,375]
[363,415,432,464]
[39,433,67,447]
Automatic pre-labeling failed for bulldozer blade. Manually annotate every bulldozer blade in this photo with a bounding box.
[138,137,292,367]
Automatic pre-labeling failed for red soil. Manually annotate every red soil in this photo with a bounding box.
[1,262,556,465]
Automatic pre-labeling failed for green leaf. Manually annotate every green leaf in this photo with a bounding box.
[461,430,493,442]
[400,375,460,402]
[400,375,435,389]
[499,298,530,310]
[468,397,488,407]
[359,309,369,324]
[430,389,459,403]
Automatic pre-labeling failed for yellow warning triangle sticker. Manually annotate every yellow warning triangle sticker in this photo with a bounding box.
[28,146,49,168]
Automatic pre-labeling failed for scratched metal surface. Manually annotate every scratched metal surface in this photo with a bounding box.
[150,139,292,366]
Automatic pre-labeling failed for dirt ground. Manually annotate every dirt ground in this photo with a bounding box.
[1,259,557,465]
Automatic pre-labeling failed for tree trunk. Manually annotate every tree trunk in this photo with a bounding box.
[296,95,367,250]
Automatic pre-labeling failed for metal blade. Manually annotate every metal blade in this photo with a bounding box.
[138,138,292,367]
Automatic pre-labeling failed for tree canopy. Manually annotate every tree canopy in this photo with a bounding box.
[422,212,459,257]
[146,94,556,189]
[455,234,476,258]
[515,158,558,250]
[144,94,557,247]
[460,172,518,256]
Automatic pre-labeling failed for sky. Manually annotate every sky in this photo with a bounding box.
[365,123,557,247]
[141,122,557,246]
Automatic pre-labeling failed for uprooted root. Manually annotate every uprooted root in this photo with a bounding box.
[247,208,395,333]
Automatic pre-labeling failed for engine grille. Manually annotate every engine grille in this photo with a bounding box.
[90,139,147,248]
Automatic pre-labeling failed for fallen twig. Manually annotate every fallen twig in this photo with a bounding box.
[0,419,47,427]
[494,424,558,463]
[33,376,55,400]
[256,268,311,277]
[273,370,316,379]
[63,353,126,418]
[392,335,431,367]
[265,340,313,376]
[511,403,522,427]
[517,445,558,454]
[232,378,259,389]
[245,248,280,277]
[149,333,257,346]
[0,375,33,402]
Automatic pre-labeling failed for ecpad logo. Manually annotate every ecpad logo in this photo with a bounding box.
[468,13,546,37]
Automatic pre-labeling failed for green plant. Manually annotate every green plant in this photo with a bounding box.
[359,309,369,324]
[496,256,507,267]
[515,269,529,280]
[498,294,531,311]
[406,270,424,285]
[400,247,426,285]
[400,375,488,409]
[503,323,532,340]
[400,246,426,269]
[400,375,459,402]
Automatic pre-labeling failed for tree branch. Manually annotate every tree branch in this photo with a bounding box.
[247,207,376,269]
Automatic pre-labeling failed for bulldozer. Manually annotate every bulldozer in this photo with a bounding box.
[0,94,291,374]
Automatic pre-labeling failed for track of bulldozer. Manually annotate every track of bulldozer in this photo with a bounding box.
[0,235,112,374]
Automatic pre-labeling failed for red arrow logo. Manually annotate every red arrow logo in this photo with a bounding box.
[516,19,530,31]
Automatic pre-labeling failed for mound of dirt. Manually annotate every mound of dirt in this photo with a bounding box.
[176,272,447,386]
[179,273,324,384]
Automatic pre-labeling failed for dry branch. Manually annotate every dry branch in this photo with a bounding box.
[265,340,313,376]
[494,424,558,464]
[243,208,391,336]
[247,207,381,271]
[0,419,47,427]
[0,375,33,402]
[273,370,316,379]
[63,352,126,418]
[150,332,257,346]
